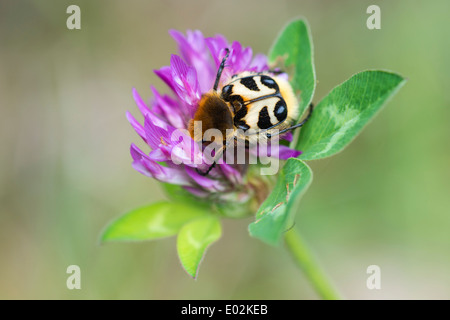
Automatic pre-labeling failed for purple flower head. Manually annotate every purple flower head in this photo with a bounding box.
[128,30,301,199]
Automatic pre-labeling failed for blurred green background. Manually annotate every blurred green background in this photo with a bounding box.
[1,0,449,299]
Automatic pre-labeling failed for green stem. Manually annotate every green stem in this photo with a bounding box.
[284,227,341,300]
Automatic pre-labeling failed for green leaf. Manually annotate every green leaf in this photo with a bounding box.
[161,183,210,210]
[297,70,406,160]
[177,216,222,278]
[269,18,316,117]
[249,158,313,246]
[101,201,208,243]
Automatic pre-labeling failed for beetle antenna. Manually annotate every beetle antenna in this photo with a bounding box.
[213,48,230,91]
[196,161,216,176]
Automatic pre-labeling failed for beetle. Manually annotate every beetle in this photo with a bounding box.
[189,48,313,175]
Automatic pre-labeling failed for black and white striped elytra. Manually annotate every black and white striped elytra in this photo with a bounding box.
[220,71,299,139]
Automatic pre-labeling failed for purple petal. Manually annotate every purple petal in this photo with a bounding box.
[185,166,226,192]
[148,148,168,161]
[206,34,229,68]
[277,72,289,81]
[229,41,252,72]
[219,163,242,185]
[154,66,176,92]
[130,144,191,186]
[249,53,269,72]
[151,86,185,129]
[170,29,194,57]
[132,88,150,117]
[170,55,201,113]
[282,132,294,142]
[247,142,302,159]
[170,29,215,92]
[130,143,147,162]
[144,115,173,150]
[126,111,146,143]
[182,186,210,198]
[133,88,171,129]
[277,145,302,159]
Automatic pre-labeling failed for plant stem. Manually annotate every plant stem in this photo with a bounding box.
[284,227,341,300]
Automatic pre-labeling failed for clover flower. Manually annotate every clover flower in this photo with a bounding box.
[127,30,300,199]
